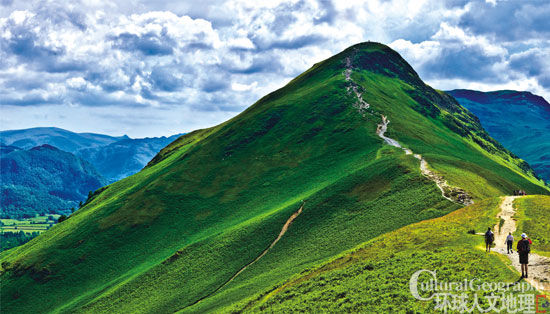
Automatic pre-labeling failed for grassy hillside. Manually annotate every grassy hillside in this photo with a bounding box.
[1,42,548,313]
[228,197,544,312]
[448,89,550,183]
[513,195,550,257]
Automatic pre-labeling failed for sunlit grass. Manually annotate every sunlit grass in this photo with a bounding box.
[513,195,550,257]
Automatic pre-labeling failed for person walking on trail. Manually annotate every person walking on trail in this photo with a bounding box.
[485,227,494,252]
[517,233,531,278]
[506,233,514,254]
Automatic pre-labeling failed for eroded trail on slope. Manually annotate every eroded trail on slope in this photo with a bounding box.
[493,196,550,292]
[184,203,305,309]
[345,57,370,114]
[344,56,472,206]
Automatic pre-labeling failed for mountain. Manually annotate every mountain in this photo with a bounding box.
[447,89,550,183]
[1,42,548,313]
[0,127,127,152]
[77,135,181,182]
[0,127,182,183]
[0,144,107,218]
[0,128,181,217]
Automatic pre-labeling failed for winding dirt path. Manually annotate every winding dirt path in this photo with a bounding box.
[183,202,305,309]
[345,57,370,114]
[375,114,473,206]
[344,56,472,206]
[493,196,550,292]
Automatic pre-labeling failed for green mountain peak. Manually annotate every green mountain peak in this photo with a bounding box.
[1,42,548,313]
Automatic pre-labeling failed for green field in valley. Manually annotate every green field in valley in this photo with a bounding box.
[0,215,60,252]
[1,215,60,233]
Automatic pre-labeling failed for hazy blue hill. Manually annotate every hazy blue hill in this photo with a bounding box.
[0,144,107,218]
[77,135,181,182]
[0,127,182,183]
[0,145,21,155]
[0,128,182,217]
[448,89,550,183]
[0,127,127,152]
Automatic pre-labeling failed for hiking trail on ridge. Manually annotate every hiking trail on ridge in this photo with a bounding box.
[493,196,550,292]
[344,55,473,206]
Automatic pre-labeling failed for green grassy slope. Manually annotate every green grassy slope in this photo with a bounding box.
[513,195,550,257]
[1,42,548,313]
[231,197,543,313]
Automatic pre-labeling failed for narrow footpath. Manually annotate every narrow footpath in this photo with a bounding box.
[183,202,305,309]
[344,55,473,206]
[493,196,549,292]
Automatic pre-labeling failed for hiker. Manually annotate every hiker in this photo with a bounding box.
[517,233,531,278]
[506,232,514,254]
[485,227,494,252]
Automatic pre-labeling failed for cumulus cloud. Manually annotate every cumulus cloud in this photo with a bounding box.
[391,22,508,82]
[457,0,550,42]
[509,48,550,88]
[0,0,548,137]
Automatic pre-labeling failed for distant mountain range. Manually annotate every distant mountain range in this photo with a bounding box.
[0,144,106,218]
[0,127,128,152]
[1,128,182,217]
[448,89,550,183]
[1,127,182,183]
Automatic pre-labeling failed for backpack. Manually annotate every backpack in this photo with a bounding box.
[518,239,530,253]
[485,231,494,242]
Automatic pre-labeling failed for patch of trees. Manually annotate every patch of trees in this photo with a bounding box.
[0,231,39,252]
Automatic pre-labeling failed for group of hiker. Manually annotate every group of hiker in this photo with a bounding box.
[484,228,532,278]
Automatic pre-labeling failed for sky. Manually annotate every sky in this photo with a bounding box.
[1,0,549,138]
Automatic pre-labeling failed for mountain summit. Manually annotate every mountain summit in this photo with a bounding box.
[1,42,547,313]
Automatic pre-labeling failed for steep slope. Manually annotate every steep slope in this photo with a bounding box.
[513,195,550,258]
[447,89,550,183]
[1,42,548,313]
[0,144,107,218]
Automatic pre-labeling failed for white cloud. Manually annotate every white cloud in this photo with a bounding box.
[231,81,257,91]
[0,0,548,137]
[432,22,507,57]
[227,37,255,49]
[66,77,86,89]
[389,39,441,66]
[9,10,34,24]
